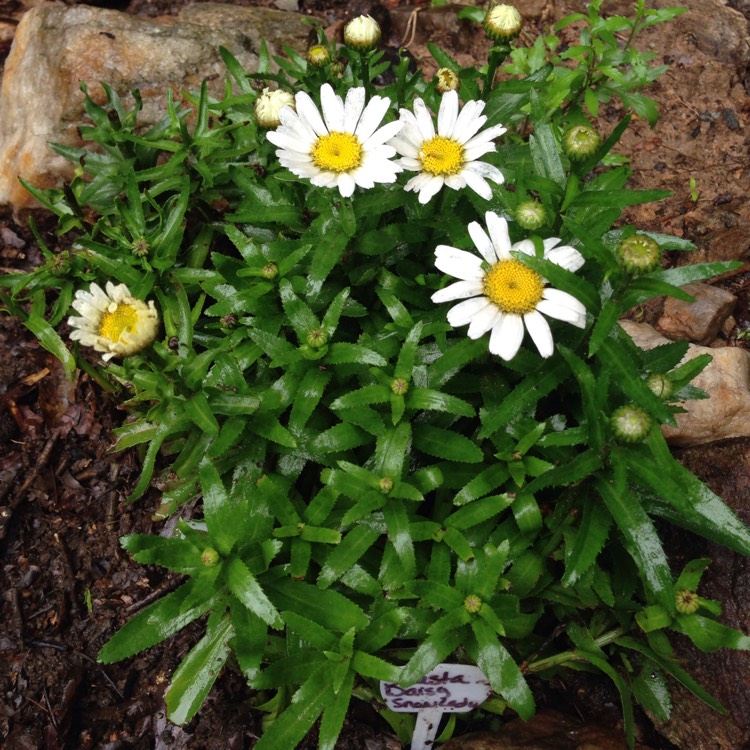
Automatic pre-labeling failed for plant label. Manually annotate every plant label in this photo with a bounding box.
[380,663,491,749]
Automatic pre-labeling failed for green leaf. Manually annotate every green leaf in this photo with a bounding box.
[325,343,387,367]
[253,667,330,750]
[225,557,283,629]
[374,423,412,478]
[165,614,233,725]
[400,630,463,686]
[318,526,381,588]
[413,425,484,463]
[406,388,475,417]
[266,578,369,633]
[596,474,673,609]
[674,614,750,652]
[319,670,355,750]
[24,316,76,379]
[98,577,221,663]
[122,534,203,574]
[562,497,611,586]
[529,90,565,186]
[230,601,267,680]
[185,392,220,435]
[470,618,534,720]
[632,669,671,722]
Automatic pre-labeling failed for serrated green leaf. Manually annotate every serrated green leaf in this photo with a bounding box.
[562,497,611,587]
[413,425,484,463]
[165,614,233,725]
[674,614,750,652]
[225,558,282,629]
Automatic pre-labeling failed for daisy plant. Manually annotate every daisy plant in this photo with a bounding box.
[4,3,750,749]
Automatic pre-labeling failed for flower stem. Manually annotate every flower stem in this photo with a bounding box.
[482,44,511,100]
[525,627,627,673]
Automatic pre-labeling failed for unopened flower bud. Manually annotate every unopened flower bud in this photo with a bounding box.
[646,373,674,400]
[391,377,409,396]
[484,4,523,42]
[464,594,482,613]
[344,15,381,51]
[434,67,460,95]
[221,314,238,329]
[379,477,394,494]
[515,200,548,230]
[563,124,601,162]
[307,44,330,67]
[131,238,150,258]
[617,234,661,275]
[611,404,652,442]
[675,589,700,615]
[306,327,329,349]
[254,87,295,129]
[201,547,220,566]
[330,60,346,76]
[262,262,278,280]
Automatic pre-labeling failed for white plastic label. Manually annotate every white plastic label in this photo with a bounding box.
[380,663,491,749]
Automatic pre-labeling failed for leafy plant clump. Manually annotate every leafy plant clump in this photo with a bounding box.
[3,1,750,747]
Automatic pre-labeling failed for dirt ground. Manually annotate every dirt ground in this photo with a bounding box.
[1,0,750,748]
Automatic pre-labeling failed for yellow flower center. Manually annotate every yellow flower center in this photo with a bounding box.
[419,136,464,176]
[483,259,544,314]
[311,132,363,173]
[99,303,139,342]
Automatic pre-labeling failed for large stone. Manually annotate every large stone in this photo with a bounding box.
[621,320,750,446]
[0,3,308,211]
[655,282,737,345]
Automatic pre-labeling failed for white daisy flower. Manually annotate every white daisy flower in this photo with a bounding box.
[68,281,159,361]
[390,90,507,204]
[431,211,587,360]
[265,83,403,198]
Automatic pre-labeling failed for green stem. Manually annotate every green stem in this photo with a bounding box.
[482,44,511,100]
[525,627,627,674]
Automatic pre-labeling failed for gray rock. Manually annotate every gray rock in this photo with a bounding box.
[0,3,308,211]
[656,282,737,345]
[621,320,750,446]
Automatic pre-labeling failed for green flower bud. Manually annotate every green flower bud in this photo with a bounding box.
[201,547,220,566]
[434,67,460,95]
[611,404,652,442]
[391,377,409,396]
[262,262,278,280]
[220,314,238,329]
[330,60,346,77]
[617,234,662,275]
[306,327,329,349]
[515,200,548,230]
[379,477,394,494]
[646,373,674,400]
[344,15,381,51]
[563,124,601,162]
[131,237,150,258]
[484,4,523,42]
[675,589,700,615]
[464,594,482,614]
[307,44,330,68]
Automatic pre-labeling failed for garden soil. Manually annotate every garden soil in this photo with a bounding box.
[1,0,750,748]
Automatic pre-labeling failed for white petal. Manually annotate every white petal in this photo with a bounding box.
[343,87,366,132]
[447,296,493,327]
[489,313,524,360]
[463,123,507,148]
[444,174,466,190]
[463,141,497,161]
[337,172,356,197]
[416,176,444,203]
[310,172,337,187]
[536,299,586,328]
[266,129,312,154]
[468,220,498,264]
[356,95,390,143]
[363,120,403,149]
[413,98,436,140]
[454,101,487,145]
[296,90,327,136]
[467,305,502,339]
[513,239,537,257]
[485,212,512,259]
[390,136,420,160]
[524,310,554,357]
[398,156,423,171]
[546,245,585,272]
[432,279,484,303]
[434,247,485,280]
[321,83,344,132]
[437,91,459,138]
[465,160,505,185]
[461,169,493,200]
[542,287,586,313]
